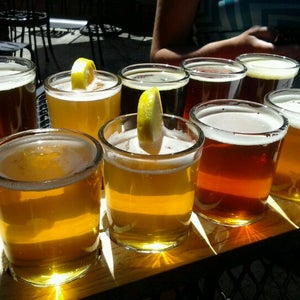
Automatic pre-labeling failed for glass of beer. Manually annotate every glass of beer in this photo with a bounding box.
[119,63,189,115]
[0,128,103,286]
[265,89,300,202]
[190,100,288,226]
[180,57,247,118]
[236,53,299,103]
[0,56,36,138]
[99,114,204,252]
[44,70,122,139]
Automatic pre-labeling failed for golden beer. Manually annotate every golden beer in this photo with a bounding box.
[0,56,36,138]
[236,53,299,103]
[99,114,204,252]
[190,100,288,226]
[265,89,300,201]
[0,129,102,286]
[44,70,121,139]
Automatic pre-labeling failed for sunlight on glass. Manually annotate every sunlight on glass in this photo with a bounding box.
[267,196,299,229]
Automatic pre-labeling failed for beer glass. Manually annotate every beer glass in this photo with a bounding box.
[0,128,103,286]
[0,56,36,139]
[119,63,189,115]
[265,89,300,202]
[99,114,204,252]
[190,100,288,226]
[44,70,122,139]
[236,53,299,103]
[181,57,247,118]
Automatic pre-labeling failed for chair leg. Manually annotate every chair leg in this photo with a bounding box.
[94,24,104,66]
[87,24,97,64]
[39,27,49,62]
[45,23,60,71]
[32,27,42,85]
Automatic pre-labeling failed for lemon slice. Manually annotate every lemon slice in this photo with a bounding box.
[71,57,96,90]
[137,87,164,153]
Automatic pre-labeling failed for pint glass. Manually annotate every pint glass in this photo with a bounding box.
[181,57,247,118]
[0,56,36,138]
[0,129,103,286]
[265,89,300,202]
[236,53,299,103]
[190,100,288,226]
[44,70,122,139]
[99,114,204,252]
[119,63,189,115]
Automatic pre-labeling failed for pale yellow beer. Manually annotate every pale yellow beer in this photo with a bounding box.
[99,114,204,252]
[236,53,299,103]
[265,89,300,201]
[0,129,102,286]
[44,70,121,139]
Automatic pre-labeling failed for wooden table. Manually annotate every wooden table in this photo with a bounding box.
[0,195,300,299]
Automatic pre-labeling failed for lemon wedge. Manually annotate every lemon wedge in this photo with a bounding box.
[137,87,164,153]
[71,57,96,90]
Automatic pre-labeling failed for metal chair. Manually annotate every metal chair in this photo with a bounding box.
[0,0,60,83]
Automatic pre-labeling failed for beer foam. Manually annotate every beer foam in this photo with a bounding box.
[46,76,121,101]
[242,58,299,80]
[122,70,188,90]
[109,128,194,155]
[0,68,35,91]
[189,65,246,82]
[270,95,300,128]
[0,136,98,189]
[198,109,286,145]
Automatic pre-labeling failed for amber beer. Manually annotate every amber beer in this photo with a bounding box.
[99,114,204,252]
[181,58,247,119]
[44,70,121,139]
[190,100,288,226]
[265,89,300,201]
[0,56,36,138]
[119,63,189,115]
[0,129,102,286]
[236,53,299,103]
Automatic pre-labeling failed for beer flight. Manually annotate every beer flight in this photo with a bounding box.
[0,53,299,287]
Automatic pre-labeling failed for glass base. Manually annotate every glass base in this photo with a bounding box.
[195,210,267,227]
[9,247,101,287]
[108,228,189,253]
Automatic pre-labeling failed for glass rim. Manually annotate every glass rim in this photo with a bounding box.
[118,62,190,83]
[44,69,122,94]
[265,88,300,126]
[99,113,205,159]
[189,99,289,139]
[0,55,36,80]
[236,53,300,69]
[0,128,103,190]
[180,57,247,77]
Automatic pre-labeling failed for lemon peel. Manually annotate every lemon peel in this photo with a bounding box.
[71,57,96,90]
[137,87,164,153]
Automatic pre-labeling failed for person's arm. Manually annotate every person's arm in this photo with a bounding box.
[150,0,300,64]
[150,0,200,65]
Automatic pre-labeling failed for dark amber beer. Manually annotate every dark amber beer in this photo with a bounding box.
[0,56,36,138]
[265,89,300,202]
[190,100,288,226]
[181,58,247,118]
[119,63,189,115]
[236,53,299,103]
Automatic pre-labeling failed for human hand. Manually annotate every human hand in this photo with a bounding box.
[235,26,300,61]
